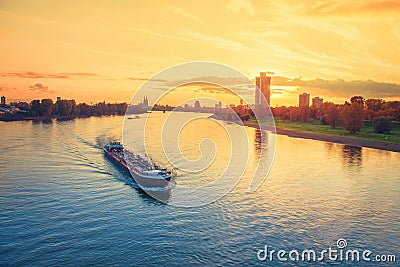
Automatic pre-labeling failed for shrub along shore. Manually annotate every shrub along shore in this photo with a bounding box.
[245,120,400,152]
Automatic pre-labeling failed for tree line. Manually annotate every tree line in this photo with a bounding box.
[10,99,128,118]
[272,96,400,134]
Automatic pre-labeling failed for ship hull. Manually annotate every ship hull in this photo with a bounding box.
[104,148,170,188]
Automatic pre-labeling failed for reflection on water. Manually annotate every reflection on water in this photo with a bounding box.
[324,142,334,151]
[254,128,266,157]
[0,114,399,266]
[342,145,363,166]
[33,118,53,124]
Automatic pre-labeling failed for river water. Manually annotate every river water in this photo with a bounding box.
[0,112,399,266]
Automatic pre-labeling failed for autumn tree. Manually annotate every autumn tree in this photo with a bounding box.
[365,98,384,121]
[40,99,54,117]
[30,100,41,116]
[350,96,365,107]
[366,98,383,112]
[309,105,318,119]
[341,102,364,134]
[56,99,76,116]
[325,102,340,128]
[289,107,299,122]
[271,106,290,120]
[77,103,91,116]
[298,106,310,122]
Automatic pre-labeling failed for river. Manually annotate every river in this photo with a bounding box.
[0,113,398,266]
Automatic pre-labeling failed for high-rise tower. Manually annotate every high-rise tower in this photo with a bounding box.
[312,97,323,108]
[255,72,271,108]
[299,93,310,107]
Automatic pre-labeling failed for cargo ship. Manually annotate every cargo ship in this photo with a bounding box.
[104,142,175,188]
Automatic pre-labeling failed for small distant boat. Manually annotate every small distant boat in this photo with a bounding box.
[104,142,175,188]
[127,115,140,120]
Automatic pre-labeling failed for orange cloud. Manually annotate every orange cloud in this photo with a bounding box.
[272,76,400,98]
[1,72,69,79]
[61,73,99,77]
[29,83,57,93]
[0,72,99,79]
[126,77,168,82]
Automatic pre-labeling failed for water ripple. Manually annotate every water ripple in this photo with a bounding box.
[0,116,399,266]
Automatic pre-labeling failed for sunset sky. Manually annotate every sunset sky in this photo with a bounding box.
[0,0,399,106]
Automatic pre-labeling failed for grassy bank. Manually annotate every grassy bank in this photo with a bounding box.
[249,118,400,144]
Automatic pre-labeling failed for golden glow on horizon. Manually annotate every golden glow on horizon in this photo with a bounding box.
[0,1,399,106]
[154,84,243,107]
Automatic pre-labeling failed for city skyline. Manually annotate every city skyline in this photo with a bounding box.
[0,89,389,109]
[0,1,399,106]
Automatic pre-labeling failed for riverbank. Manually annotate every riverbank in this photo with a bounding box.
[0,114,119,122]
[244,122,400,152]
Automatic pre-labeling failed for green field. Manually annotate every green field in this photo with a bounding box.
[249,118,400,144]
